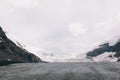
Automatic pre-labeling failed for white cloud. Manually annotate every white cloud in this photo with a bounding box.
[1,0,120,55]
[9,0,39,8]
[93,13,120,39]
[0,1,13,15]
[93,22,111,36]
[69,23,88,36]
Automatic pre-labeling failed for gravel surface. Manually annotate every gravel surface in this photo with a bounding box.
[0,62,120,80]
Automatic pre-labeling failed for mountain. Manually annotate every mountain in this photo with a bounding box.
[5,28,59,62]
[6,30,77,62]
[0,27,42,66]
[14,44,55,62]
[86,38,120,62]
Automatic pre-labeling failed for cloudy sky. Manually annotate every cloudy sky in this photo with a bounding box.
[1,0,120,55]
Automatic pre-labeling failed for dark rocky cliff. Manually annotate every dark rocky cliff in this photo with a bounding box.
[0,27,42,65]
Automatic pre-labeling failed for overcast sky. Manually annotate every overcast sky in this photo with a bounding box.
[1,0,120,55]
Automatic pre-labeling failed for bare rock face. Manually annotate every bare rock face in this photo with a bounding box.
[0,27,42,66]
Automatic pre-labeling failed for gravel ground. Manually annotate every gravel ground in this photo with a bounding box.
[0,62,120,80]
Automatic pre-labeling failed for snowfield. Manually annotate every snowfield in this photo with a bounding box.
[0,62,120,80]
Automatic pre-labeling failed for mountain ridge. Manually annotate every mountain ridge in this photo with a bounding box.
[86,39,120,62]
[0,27,42,65]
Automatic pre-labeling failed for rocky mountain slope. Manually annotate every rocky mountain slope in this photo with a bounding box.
[0,27,42,65]
[86,39,120,62]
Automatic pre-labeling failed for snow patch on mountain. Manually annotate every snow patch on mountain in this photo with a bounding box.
[102,36,120,46]
[92,52,117,62]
